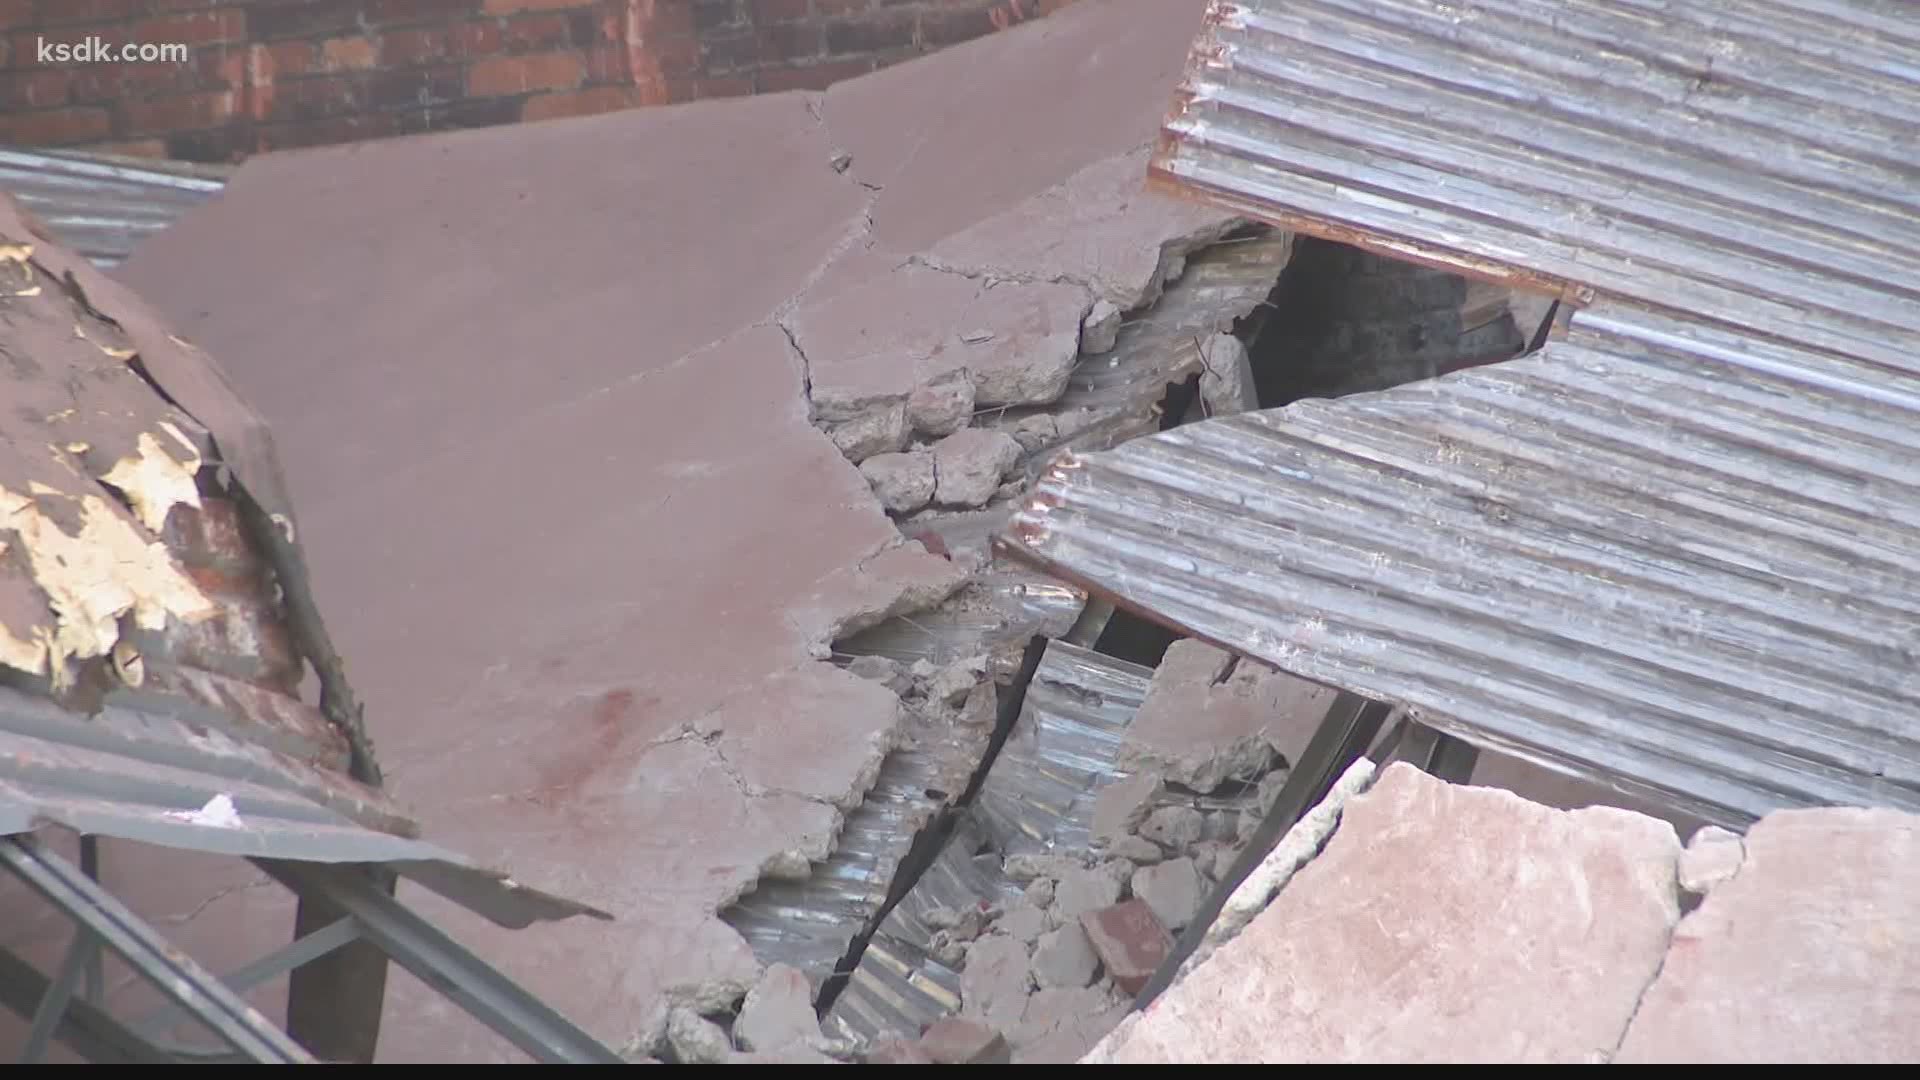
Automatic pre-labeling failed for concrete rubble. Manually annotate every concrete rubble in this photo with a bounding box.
[104,0,1252,1062]
[1086,763,1920,1064]
[1120,639,1336,793]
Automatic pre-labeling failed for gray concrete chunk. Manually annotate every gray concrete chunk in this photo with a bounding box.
[933,428,1023,507]
[858,450,936,513]
[1033,923,1101,989]
[907,367,975,437]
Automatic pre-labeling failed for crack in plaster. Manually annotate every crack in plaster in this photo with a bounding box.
[1604,831,1749,1059]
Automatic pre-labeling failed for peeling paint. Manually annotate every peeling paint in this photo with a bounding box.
[0,481,213,687]
[97,429,205,533]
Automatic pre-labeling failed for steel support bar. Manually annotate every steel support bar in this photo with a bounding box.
[131,916,362,1038]
[1132,693,1394,1009]
[257,860,623,1064]
[0,836,314,1064]
[1387,721,1483,784]
[21,933,91,1063]
[0,946,171,1064]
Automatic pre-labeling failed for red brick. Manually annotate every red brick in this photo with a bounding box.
[824,11,917,56]
[756,56,871,92]
[319,35,379,71]
[481,0,590,13]
[0,67,70,110]
[0,105,111,144]
[63,46,222,103]
[692,0,743,32]
[379,25,454,66]
[370,62,462,107]
[752,0,813,23]
[498,12,573,52]
[134,9,247,47]
[265,73,364,121]
[519,82,636,121]
[756,21,822,63]
[453,17,504,56]
[1079,900,1173,996]
[466,49,583,94]
[22,0,142,28]
[253,39,318,79]
[367,0,485,27]
[673,73,751,102]
[120,88,235,135]
[917,1017,1011,1065]
[864,1038,934,1065]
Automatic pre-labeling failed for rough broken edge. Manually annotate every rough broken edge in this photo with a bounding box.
[1080,756,1377,1062]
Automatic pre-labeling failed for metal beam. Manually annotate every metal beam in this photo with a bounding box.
[21,934,91,1063]
[132,916,361,1039]
[258,860,623,1064]
[0,835,314,1064]
[0,946,171,1064]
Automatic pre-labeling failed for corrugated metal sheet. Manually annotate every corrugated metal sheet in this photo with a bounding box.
[1,686,604,929]
[0,149,227,269]
[1002,305,1920,826]
[1152,0,1920,374]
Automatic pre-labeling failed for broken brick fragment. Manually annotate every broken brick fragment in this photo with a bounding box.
[1080,899,1174,995]
[918,1016,1012,1064]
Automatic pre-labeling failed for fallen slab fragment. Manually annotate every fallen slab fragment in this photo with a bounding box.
[923,147,1244,312]
[735,963,824,1054]
[932,428,1024,509]
[1614,806,1920,1064]
[1120,640,1336,793]
[1086,763,1684,1063]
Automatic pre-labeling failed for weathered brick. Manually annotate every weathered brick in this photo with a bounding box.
[757,56,871,92]
[248,0,364,41]
[825,11,917,56]
[497,12,574,52]
[120,88,235,135]
[395,94,524,133]
[379,25,454,66]
[921,6,996,47]
[0,105,110,144]
[467,49,584,93]
[319,35,379,71]
[133,9,247,46]
[370,62,462,108]
[1080,900,1174,996]
[692,0,745,33]
[481,0,592,13]
[23,0,143,27]
[266,72,365,122]
[367,0,484,27]
[519,83,636,121]
[251,39,318,80]
[756,21,822,64]
[752,0,813,23]
[0,68,71,110]
[699,29,755,74]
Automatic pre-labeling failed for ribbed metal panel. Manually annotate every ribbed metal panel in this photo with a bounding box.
[1003,305,1920,826]
[1153,0,1920,375]
[0,148,227,269]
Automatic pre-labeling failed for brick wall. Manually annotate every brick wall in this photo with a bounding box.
[0,1,1080,163]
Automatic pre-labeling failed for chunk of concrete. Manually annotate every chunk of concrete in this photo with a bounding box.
[919,1016,1012,1065]
[859,451,936,513]
[1131,857,1203,933]
[924,147,1242,311]
[1121,639,1336,792]
[926,653,989,707]
[1004,413,1059,453]
[1033,924,1100,989]
[826,402,911,463]
[735,963,823,1053]
[1676,824,1745,895]
[932,428,1023,508]
[665,1006,732,1064]
[1139,805,1204,850]
[1092,771,1161,844]
[1024,877,1056,909]
[1081,299,1123,354]
[994,899,1049,943]
[1079,900,1173,996]
[960,934,1033,1030]
[1085,762,1684,1064]
[1053,867,1125,921]
[907,367,975,437]
[1196,332,1258,416]
[1012,985,1132,1065]
[1004,853,1084,883]
[795,264,1087,415]
[1106,834,1164,865]
[1615,806,1920,1064]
